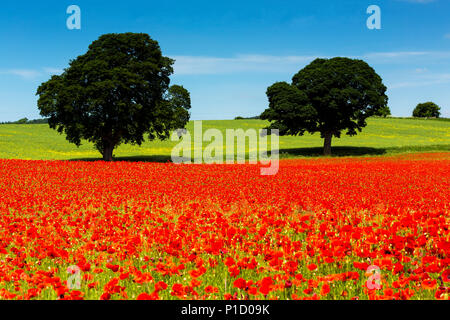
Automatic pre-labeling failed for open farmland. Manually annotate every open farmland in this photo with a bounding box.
[0,118,449,161]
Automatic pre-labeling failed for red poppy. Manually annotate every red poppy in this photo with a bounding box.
[155,281,168,292]
[204,286,219,294]
[100,293,111,300]
[233,278,247,290]
[320,283,330,296]
[442,269,450,283]
[421,279,437,290]
[307,263,318,271]
[106,263,120,272]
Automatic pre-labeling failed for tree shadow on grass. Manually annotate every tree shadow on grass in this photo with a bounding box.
[69,147,387,163]
[70,155,174,163]
[279,146,387,158]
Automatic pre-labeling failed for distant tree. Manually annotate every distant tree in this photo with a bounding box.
[16,118,29,124]
[261,57,388,155]
[37,33,191,161]
[27,118,49,124]
[235,116,260,120]
[374,105,391,117]
[412,102,441,118]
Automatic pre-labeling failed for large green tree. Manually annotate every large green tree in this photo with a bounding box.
[412,102,441,118]
[261,57,388,155]
[37,33,191,161]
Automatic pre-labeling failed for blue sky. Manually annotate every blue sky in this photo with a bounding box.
[0,0,449,121]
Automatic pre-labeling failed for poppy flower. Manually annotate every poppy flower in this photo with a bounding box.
[421,279,437,290]
[100,293,111,300]
[442,269,450,283]
[233,278,247,290]
[155,281,168,292]
[106,263,120,273]
[320,283,330,296]
[204,286,219,294]
[307,263,317,271]
[137,292,159,300]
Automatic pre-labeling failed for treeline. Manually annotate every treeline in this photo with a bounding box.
[235,116,261,120]
[234,115,448,121]
[0,117,48,125]
[236,102,447,121]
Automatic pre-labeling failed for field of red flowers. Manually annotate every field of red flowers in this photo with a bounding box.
[0,153,448,300]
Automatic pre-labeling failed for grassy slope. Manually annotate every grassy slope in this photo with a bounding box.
[0,117,449,161]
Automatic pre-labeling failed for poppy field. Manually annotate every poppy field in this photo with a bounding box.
[0,153,449,300]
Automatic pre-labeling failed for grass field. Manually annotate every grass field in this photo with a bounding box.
[0,117,449,161]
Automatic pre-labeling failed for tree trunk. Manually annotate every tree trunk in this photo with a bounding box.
[323,132,332,156]
[102,144,114,161]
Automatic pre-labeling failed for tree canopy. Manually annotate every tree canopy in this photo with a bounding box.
[374,105,391,118]
[413,102,441,118]
[37,33,191,161]
[261,57,388,155]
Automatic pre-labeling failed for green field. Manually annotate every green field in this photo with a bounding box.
[0,117,449,161]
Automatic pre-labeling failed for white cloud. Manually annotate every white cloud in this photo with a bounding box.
[361,51,450,64]
[43,67,64,75]
[415,68,429,73]
[390,73,450,89]
[0,67,64,80]
[172,51,450,75]
[0,69,42,79]
[397,0,436,3]
[172,51,450,93]
[360,51,450,88]
[363,51,430,58]
[172,54,319,75]
[2,50,449,79]
[3,51,450,91]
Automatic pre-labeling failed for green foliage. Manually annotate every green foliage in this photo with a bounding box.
[36,33,191,161]
[165,85,191,130]
[413,102,441,118]
[261,57,388,154]
[262,82,317,136]
[374,105,391,117]
[16,118,29,124]
[0,118,48,125]
[235,116,260,120]
[27,118,48,124]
